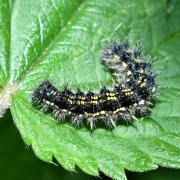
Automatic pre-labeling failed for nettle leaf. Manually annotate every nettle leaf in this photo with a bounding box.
[0,0,180,179]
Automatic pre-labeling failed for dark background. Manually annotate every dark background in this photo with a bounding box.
[0,111,179,180]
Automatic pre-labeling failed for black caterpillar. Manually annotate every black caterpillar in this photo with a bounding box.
[32,41,157,129]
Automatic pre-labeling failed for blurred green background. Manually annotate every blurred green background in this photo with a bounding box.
[0,111,179,180]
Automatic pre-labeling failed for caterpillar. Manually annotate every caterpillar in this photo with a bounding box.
[32,41,157,129]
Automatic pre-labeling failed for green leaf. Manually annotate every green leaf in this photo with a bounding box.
[0,0,180,179]
[0,111,101,180]
[0,0,10,85]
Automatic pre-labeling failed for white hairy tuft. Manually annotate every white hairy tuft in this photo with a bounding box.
[0,84,17,117]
